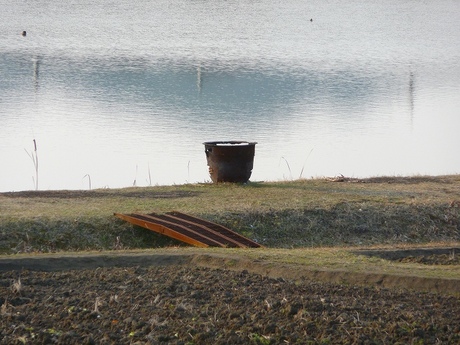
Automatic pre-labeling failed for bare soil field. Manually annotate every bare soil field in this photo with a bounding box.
[1,250,459,344]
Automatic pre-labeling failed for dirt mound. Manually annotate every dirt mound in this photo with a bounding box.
[397,253,460,265]
[354,247,459,261]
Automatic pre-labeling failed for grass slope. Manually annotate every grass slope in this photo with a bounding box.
[0,175,459,254]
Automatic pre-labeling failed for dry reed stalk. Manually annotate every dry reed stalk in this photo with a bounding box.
[25,139,39,190]
[299,148,314,179]
[280,156,292,180]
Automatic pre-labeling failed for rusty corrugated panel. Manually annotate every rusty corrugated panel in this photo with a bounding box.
[165,211,262,248]
[114,211,263,248]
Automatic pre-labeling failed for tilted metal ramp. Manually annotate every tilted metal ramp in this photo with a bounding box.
[114,211,263,248]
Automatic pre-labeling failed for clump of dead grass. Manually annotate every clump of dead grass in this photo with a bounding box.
[11,278,22,294]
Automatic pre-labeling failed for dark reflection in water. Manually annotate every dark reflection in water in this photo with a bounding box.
[2,53,382,120]
[33,57,40,91]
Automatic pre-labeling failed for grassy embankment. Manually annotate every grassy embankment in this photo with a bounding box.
[1,175,458,254]
[1,175,459,284]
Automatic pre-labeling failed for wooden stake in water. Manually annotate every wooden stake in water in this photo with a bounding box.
[83,174,92,190]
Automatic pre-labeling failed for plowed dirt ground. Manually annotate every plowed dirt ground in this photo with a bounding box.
[1,251,459,344]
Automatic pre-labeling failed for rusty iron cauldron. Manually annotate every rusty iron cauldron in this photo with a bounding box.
[203,141,257,183]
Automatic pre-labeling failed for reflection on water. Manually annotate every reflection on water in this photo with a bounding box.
[0,0,459,191]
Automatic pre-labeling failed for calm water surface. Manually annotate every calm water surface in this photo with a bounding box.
[1,0,459,191]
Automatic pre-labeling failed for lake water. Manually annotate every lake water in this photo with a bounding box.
[1,0,459,192]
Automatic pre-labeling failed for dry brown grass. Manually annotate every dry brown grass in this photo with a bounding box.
[0,175,459,253]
